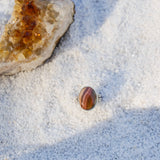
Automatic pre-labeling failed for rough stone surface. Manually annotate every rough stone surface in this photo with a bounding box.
[0,0,74,75]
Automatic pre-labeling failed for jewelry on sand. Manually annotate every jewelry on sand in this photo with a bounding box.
[78,86,97,110]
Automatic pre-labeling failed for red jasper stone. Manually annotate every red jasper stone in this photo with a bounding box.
[79,87,97,110]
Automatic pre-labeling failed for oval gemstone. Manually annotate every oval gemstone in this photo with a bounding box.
[79,87,97,110]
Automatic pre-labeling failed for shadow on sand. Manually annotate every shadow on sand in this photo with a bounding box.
[47,0,118,61]
[14,107,160,160]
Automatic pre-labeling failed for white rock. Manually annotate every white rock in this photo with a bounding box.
[0,0,74,75]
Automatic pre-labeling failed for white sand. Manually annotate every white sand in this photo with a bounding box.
[0,0,160,159]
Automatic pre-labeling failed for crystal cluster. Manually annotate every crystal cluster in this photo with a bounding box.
[0,0,57,61]
[0,0,74,75]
